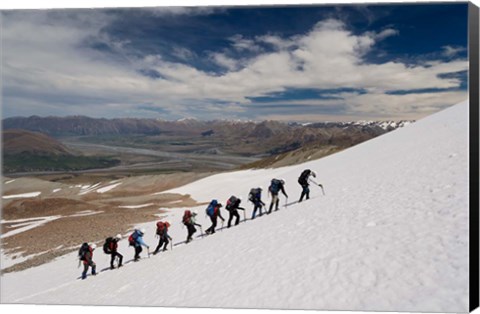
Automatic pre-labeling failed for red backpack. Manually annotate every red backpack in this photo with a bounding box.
[183,210,192,224]
[128,233,135,246]
[156,221,170,235]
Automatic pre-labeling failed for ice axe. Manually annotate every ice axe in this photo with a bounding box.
[310,178,325,196]
[318,184,325,196]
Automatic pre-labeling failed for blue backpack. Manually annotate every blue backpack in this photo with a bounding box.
[206,200,218,217]
[269,179,282,194]
[128,230,139,246]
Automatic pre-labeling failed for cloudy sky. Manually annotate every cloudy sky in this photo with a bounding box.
[1,3,469,122]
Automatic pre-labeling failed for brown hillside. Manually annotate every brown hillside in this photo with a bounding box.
[3,129,71,155]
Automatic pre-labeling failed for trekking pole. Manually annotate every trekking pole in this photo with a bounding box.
[311,178,325,196]
[147,247,151,258]
[170,239,173,251]
[200,226,204,238]
[221,220,224,232]
[243,209,246,222]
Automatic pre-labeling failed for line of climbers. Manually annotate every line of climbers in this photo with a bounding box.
[77,169,323,279]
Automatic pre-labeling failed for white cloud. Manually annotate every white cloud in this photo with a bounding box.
[255,90,467,121]
[375,28,399,41]
[1,12,468,121]
[172,47,196,61]
[210,53,240,70]
[229,34,262,52]
[256,34,295,50]
[442,45,466,57]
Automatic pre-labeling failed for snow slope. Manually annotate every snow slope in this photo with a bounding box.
[0,100,470,312]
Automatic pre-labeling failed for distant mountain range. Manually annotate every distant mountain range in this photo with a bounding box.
[2,116,414,173]
[2,115,413,137]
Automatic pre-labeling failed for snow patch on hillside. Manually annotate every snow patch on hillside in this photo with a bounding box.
[78,183,101,195]
[2,192,41,199]
[1,215,62,239]
[0,249,51,269]
[119,203,154,209]
[96,183,122,194]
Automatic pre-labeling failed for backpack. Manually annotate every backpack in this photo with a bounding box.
[78,242,89,261]
[206,200,218,217]
[269,179,282,194]
[298,169,311,185]
[156,221,167,235]
[128,231,138,246]
[226,195,238,210]
[183,210,192,224]
[103,237,114,254]
[249,188,260,202]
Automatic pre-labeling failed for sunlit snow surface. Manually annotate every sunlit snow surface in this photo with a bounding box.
[0,101,469,312]
[96,183,122,194]
[1,216,62,239]
[118,204,154,209]
[2,192,41,199]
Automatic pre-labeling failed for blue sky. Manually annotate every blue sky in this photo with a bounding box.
[1,3,469,121]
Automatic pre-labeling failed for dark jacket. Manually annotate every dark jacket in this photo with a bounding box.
[226,199,245,212]
[249,191,265,206]
[271,183,287,197]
